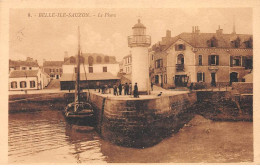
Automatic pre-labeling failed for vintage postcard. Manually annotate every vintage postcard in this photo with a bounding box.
[0,0,260,165]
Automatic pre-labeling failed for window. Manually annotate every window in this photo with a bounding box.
[11,81,17,88]
[175,44,185,51]
[89,67,93,73]
[207,36,218,47]
[22,67,26,70]
[60,68,62,73]
[70,57,76,64]
[103,66,107,72]
[88,56,94,66]
[230,56,241,67]
[96,56,102,63]
[233,58,240,66]
[197,72,205,82]
[155,59,163,68]
[104,56,109,63]
[56,69,59,72]
[245,37,253,48]
[30,81,35,88]
[152,55,154,60]
[20,81,27,88]
[232,37,241,48]
[155,75,159,84]
[29,67,32,70]
[177,54,184,65]
[74,67,77,73]
[208,55,219,65]
[164,75,167,83]
[199,55,202,66]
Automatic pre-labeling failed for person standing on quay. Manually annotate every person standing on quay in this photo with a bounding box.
[124,83,129,95]
[113,84,118,96]
[118,83,122,95]
[134,83,139,98]
[151,82,154,91]
[129,83,132,95]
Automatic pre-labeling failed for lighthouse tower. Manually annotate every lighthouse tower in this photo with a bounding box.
[128,19,151,94]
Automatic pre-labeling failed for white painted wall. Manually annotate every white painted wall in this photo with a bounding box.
[131,46,149,93]
[9,77,38,91]
[62,63,120,76]
[9,69,50,91]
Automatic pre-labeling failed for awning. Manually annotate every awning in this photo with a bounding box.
[60,72,120,81]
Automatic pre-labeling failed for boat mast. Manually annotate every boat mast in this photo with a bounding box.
[74,26,81,112]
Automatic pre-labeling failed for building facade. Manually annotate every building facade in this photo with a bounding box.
[9,69,50,91]
[150,27,253,88]
[122,54,132,74]
[60,53,120,90]
[9,57,39,73]
[42,61,64,79]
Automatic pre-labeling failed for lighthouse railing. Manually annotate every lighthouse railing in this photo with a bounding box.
[128,35,151,47]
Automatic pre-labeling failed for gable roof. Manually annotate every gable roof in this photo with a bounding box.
[9,60,39,67]
[63,53,118,65]
[9,70,39,78]
[43,61,64,67]
[163,32,252,51]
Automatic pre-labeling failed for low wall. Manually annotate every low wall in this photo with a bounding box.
[88,92,197,148]
[9,93,67,113]
[232,82,253,94]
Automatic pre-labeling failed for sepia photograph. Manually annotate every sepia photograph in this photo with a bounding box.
[1,2,258,164]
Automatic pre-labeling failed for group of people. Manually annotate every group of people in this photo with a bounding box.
[112,82,139,97]
[95,82,140,98]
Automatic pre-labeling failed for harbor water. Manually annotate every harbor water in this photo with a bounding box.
[9,109,253,164]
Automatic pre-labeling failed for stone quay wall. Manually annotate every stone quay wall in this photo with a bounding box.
[88,92,197,148]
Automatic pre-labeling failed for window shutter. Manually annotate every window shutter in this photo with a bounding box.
[208,55,211,65]
[216,55,219,65]
[230,56,233,67]
[175,44,178,51]
[183,44,186,50]
[242,56,246,67]
[203,72,205,82]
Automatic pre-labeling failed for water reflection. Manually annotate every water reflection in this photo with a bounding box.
[9,109,253,164]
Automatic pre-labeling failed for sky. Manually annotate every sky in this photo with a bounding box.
[9,8,252,65]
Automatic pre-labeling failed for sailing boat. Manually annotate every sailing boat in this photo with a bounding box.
[64,26,95,126]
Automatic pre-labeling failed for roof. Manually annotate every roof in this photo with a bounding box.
[9,70,39,78]
[63,53,118,65]
[43,61,64,67]
[60,72,120,81]
[132,19,146,29]
[9,60,39,67]
[163,32,252,51]
[123,54,131,59]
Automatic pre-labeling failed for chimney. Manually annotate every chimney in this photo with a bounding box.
[64,51,69,62]
[166,30,171,38]
[195,26,200,34]
[216,25,223,35]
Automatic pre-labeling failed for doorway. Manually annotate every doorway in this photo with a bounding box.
[230,72,238,85]
[211,73,216,87]
[175,75,188,87]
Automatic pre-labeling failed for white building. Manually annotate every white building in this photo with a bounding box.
[62,53,119,76]
[9,69,50,91]
[122,54,132,74]
[60,53,120,90]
